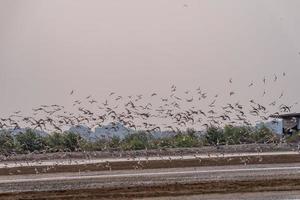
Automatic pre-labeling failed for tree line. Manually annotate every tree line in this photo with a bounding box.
[0,125,284,155]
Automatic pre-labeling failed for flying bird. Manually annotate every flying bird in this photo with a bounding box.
[274,74,278,82]
[171,85,176,92]
[279,92,284,99]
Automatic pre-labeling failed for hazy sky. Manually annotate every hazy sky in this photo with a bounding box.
[1,0,300,116]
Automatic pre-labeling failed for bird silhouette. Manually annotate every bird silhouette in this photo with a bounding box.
[0,72,295,148]
[274,74,278,82]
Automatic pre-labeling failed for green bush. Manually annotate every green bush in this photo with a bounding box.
[15,129,46,153]
[80,138,107,151]
[251,126,279,143]
[155,137,174,148]
[285,132,300,143]
[108,136,122,149]
[62,132,83,151]
[123,131,150,150]
[205,126,225,145]
[45,132,83,152]
[173,133,200,148]
[45,132,65,152]
[223,125,253,145]
[0,130,15,155]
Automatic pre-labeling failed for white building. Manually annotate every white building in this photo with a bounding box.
[268,113,300,135]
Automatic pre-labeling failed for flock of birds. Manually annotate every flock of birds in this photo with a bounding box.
[0,72,297,135]
[0,72,298,175]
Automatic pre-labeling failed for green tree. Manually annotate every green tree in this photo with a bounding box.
[205,126,225,145]
[0,130,15,155]
[62,132,83,151]
[45,132,65,152]
[15,129,46,153]
[123,131,150,150]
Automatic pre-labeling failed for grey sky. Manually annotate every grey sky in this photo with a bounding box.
[1,0,300,116]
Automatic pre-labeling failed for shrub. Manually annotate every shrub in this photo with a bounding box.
[45,132,65,152]
[223,125,253,145]
[251,126,279,143]
[123,131,150,150]
[15,129,46,153]
[79,138,106,151]
[62,131,83,151]
[155,137,175,148]
[108,136,122,149]
[173,133,200,148]
[285,132,300,144]
[0,130,15,155]
[205,126,225,145]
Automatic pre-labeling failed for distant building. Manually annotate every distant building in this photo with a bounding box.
[269,113,300,135]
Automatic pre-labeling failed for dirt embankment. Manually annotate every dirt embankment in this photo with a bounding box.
[1,178,300,200]
[1,152,300,176]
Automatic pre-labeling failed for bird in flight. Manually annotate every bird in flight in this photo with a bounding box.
[171,85,176,92]
[70,90,74,95]
[89,99,97,104]
[269,101,276,106]
[274,74,278,82]
[279,92,284,99]
[262,90,266,97]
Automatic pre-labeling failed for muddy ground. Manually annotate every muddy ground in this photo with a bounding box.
[1,177,300,200]
[1,152,300,176]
